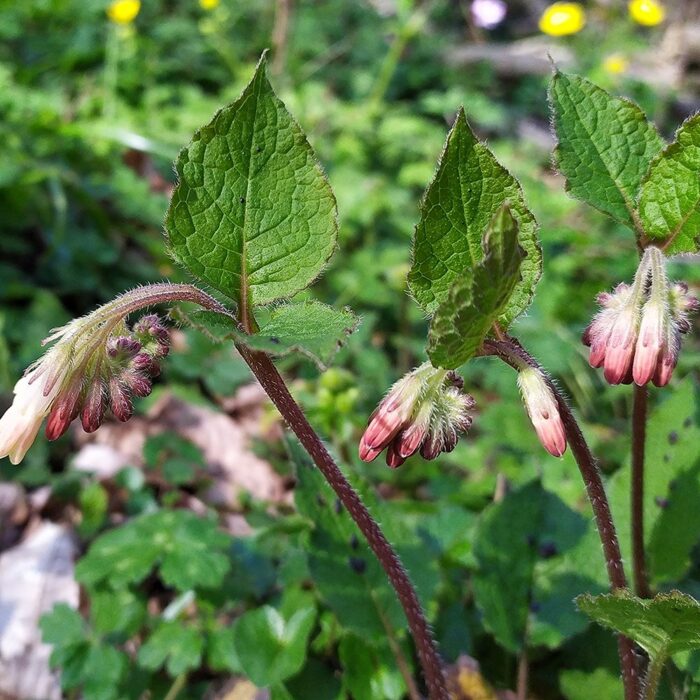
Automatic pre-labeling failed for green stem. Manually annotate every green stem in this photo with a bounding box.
[643,649,668,700]
[367,9,426,110]
[103,27,120,120]
[163,673,187,700]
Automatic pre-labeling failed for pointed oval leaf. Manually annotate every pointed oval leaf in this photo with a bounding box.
[427,204,525,369]
[166,53,338,309]
[408,109,541,324]
[638,113,700,255]
[550,71,664,234]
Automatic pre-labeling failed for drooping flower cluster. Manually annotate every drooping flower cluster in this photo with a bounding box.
[582,247,698,387]
[359,363,475,468]
[0,304,169,465]
[517,367,567,457]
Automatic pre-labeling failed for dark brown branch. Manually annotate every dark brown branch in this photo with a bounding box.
[235,343,448,700]
[482,338,640,700]
[632,384,652,599]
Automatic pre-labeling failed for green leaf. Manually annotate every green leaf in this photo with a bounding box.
[638,113,700,254]
[609,380,700,584]
[76,510,231,592]
[138,620,204,676]
[427,204,525,368]
[577,590,700,658]
[41,603,86,648]
[233,592,317,687]
[175,301,359,370]
[407,108,541,324]
[290,438,421,640]
[550,71,664,233]
[339,635,407,700]
[166,53,337,309]
[472,481,599,652]
[206,624,242,673]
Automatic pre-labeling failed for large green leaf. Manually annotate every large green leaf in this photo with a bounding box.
[550,71,664,234]
[138,620,204,676]
[175,301,359,370]
[166,53,337,309]
[472,480,602,653]
[427,204,525,368]
[638,113,700,255]
[407,108,541,324]
[577,590,700,658]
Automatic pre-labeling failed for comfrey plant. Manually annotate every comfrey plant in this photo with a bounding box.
[1,54,698,700]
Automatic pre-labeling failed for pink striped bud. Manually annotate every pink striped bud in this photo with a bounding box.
[359,363,474,467]
[518,367,567,458]
[81,381,106,433]
[603,307,639,385]
[124,371,152,398]
[45,382,82,441]
[633,301,665,386]
[109,378,133,422]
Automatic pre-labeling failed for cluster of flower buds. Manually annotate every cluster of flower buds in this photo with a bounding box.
[359,362,475,468]
[0,305,170,464]
[517,367,567,457]
[582,246,698,387]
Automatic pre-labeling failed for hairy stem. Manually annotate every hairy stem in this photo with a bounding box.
[643,649,668,700]
[632,384,652,599]
[482,338,640,700]
[235,343,448,700]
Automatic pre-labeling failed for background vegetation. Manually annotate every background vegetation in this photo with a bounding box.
[0,1,699,698]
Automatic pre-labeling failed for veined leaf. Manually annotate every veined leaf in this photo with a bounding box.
[639,113,700,255]
[427,204,524,369]
[166,53,337,310]
[577,590,700,658]
[550,71,664,234]
[408,108,541,324]
[175,301,359,370]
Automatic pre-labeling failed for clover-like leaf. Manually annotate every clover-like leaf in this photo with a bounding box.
[407,108,541,324]
[577,590,700,659]
[427,204,525,369]
[175,301,359,370]
[166,52,337,311]
[138,620,204,676]
[550,71,664,235]
[638,113,700,255]
[232,590,317,687]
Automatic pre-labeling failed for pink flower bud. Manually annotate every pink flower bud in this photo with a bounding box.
[125,372,153,398]
[45,383,81,441]
[107,336,142,360]
[81,381,106,433]
[633,302,665,386]
[386,442,406,469]
[603,307,638,385]
[359,363,474,466]
[518,368,567,458]
[109,378,133,422]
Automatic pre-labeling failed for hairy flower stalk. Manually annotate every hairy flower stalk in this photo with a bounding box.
[583,246,698,387]
[518,367,567,457]
[359,362,474,467]
[0,283,227,465]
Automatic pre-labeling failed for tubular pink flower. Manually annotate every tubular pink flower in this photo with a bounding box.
[603,306,639,385]
[359,363,474,466]
[0,286,184,464]
[518,367,567,457]
[633,301,665,386]
[581,248,698,388]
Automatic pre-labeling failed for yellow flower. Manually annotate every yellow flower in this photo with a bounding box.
[628,0,665,26]
[107,0,141,24]
[603,54,629,75]
[199,0,220,8]
[539,2,586,36]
